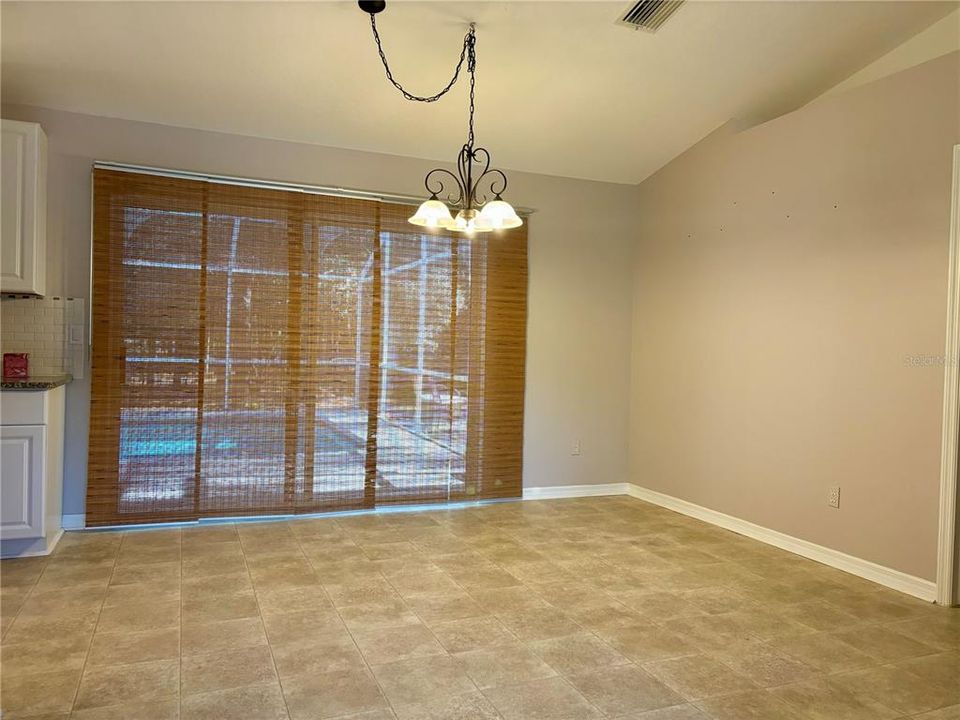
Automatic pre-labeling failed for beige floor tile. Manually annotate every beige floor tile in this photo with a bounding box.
[0,668,80,717]
[260,607,346,644]
[770,631,878,674]
[182,589,260,625]
[109,560,180,586]
[2,496,957,720]
[255,584,333,616]
[87,627,180,666]
[181,682,289,720]
[181,552,249,578]
[180,524,239,545]
[404,590,487,624]
[339,598,422,631]
[271,629,367,679]
[831,623,940,663]
[3,607,99,645]
[827,664,960,716]
[374,555,443,578]
[182,571,254,599]
[1,633,90,676]
[0,558,48,589]
[705,640,816,688]
[776,599,864,632]
[283,667,390,720]
[564,600,647,634]
[325,576,403,607]
[97,598,180,633]
[444,566,522,591]
[642,654,756,701]
[614,590,707,622]
[117,544,180,566]
[480,677,601,720]
[74,659,179,710]
[248,564,320,591]
[618,706,710,719]
[387,570,463,597]
[659,614,754,652]
[392,691,503,720]
[496,608,581,642]
[528,632,629,676]
[15,584,105,618]
[566,664,684,716]
[769,677,901,720]
[102,578,180,607]
[372,654,478,706]
[887,614,960,652]
[352,622,447,665]
[454,642,558,689]
[599,622,699,664]
[717,607,815,642]
[913,707,960,720]
[181,645,277,695]
[32,561,114,591]
[694,690,803,719]
[894,650,960,691]
[70,699,179,720]
[428,616,516,653]
[181,616,269,656]
[469,586,552,615]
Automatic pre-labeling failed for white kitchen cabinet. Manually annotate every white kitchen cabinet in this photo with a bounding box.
[1,119,47,295]
[0,386,64,557]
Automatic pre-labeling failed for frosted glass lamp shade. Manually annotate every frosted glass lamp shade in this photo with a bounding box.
[409,198,454,229]
[478,199,522,230]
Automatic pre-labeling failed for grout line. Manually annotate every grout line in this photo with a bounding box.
[237,524,294,720]
[291,519,402,719]
[1,553,48,643]
[178,528,184,720]
[67,532,123,716]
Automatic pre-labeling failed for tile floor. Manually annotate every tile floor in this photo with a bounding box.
[1,496,958,719]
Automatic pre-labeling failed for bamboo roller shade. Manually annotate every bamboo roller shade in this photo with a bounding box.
[87,169,527,526]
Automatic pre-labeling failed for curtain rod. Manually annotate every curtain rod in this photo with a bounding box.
[93,161,534,215]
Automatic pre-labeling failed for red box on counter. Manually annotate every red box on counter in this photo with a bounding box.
[3,353,29,379]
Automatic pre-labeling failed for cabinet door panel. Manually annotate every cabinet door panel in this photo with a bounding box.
[0,425,44,539]
[0,120,44,295]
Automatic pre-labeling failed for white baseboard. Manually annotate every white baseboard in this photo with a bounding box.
[62,514,85,530]
[0,528,64,559]
[626,484,937,603]
[523,483,629,500]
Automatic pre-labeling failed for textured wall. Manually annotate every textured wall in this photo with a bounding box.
[630,53,960,581]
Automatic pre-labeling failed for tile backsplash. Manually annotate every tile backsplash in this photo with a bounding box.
[1,296,86,378]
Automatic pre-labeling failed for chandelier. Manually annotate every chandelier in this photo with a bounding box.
[359,1,522,233]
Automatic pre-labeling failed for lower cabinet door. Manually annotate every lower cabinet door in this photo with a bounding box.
[0,425,44,539]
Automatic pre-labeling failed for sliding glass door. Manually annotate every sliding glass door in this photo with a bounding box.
[86,169,526,526]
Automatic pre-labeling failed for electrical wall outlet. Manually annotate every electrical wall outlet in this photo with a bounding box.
[571,440,581,456]
[828,486,840,509]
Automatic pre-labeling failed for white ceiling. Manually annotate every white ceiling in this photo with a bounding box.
[1,1,954,184]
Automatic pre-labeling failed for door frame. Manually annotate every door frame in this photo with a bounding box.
[937,143,960,606]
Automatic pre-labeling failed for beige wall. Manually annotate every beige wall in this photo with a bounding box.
[630,52,960,581]
[1,104,636,516]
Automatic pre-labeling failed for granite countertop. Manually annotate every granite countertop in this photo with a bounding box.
[1,374,72,390]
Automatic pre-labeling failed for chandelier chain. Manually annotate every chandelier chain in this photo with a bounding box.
[369,15,476,106]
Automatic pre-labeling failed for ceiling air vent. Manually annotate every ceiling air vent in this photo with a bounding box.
[617,0,684,32]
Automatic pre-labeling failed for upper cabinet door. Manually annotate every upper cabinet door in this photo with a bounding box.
[1,120,46,295]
